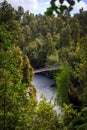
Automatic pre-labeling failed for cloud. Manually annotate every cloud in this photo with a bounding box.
[0,0,50,14]
[21,0,38,10]
[0,0,38,11]
[36,0,50,14]
[70,1,87,15]
[0,0,87,15]
[74,1,87,11]
[55,0,87,15]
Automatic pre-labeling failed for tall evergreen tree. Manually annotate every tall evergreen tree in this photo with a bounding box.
[0,24,35,129]
[60,24,71,48]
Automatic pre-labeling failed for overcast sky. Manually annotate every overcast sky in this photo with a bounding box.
[0,0,87,15]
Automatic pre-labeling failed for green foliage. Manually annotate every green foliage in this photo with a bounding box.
[60,24,71,47]
[26,98,59,130]
[23,38,45,68]
[0,1,24,46]
[70,17,80,45]
[45,49,59,67]
[56,65,70,105]
[59,103,81,130]
[75,36,87,105]
[0,0,16,23]
[0,24,12,51]
[7,20,24,45]
[75,36,87,84]
[45,0,80,16]
[75,9,87,38]
[16,6,24,21]
[0,24,34,129]
[0,1,87,129]
[77,107,87,130]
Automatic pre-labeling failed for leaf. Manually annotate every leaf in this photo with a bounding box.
[67,0,75,6]
[70,0,75,6]
[55,9,60,15]
[45,7,53,16]
[50,0,56,4]
[45,0,80,16]
[59,0,64,4]
[59,5,68,13]
[50,0,58,10]
[78,0,81,2]
[68,6,73,12]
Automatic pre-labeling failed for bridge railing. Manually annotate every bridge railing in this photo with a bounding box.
[34,66,59,74]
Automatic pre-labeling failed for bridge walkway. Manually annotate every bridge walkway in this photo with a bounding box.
[34,67,59,74]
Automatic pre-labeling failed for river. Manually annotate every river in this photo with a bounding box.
[32,73,61,114]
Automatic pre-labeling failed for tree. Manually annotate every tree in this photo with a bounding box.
[56,65,70,105]
[77,107,87,130]
[45,0,81,16]
[0,0,16,23]
[75,9,87,38]
[7,20,24,45]
[60,24,71,48]
[22,25,32,47]
[0,24,35,129]
[45,49,59,67]
[75,36,87,105]
[26,98,59,130]
[59,103,81,130]
[70,17,80,45]
[55,17,64,34]
[16,6,24,21]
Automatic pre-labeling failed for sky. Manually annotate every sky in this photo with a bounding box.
[0,0,87,15]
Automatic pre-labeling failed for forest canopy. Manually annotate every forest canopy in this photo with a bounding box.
[0,0,87,129]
